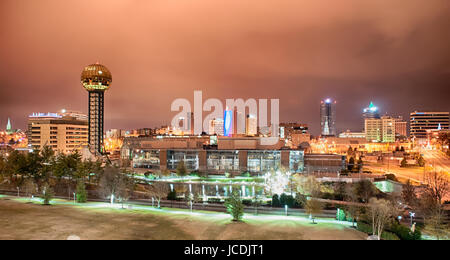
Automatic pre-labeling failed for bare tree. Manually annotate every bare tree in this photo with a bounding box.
[423,206,449,240]
[401,179,417,207]
[295,175,322,198]
[423,171,449,205]
[305,198,323,224]
[148,182,169,208]
[368,198,398,240]
[23,178,37,200]
[98,165,132,205]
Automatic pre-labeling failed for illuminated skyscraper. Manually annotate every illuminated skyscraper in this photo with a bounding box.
[6,118,12,134]
[320,98,336,136]
[363,102,380,119]
[224,109,232,137]
[81,63,112,154]
[410,111,449,140]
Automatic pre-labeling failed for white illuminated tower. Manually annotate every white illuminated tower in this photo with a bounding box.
[80,63,112,154]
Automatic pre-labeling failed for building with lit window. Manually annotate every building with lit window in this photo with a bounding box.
[209,118,224,136]
[410,111,449,140]
[121,136,347,175]
[365,116,397,143]
[245,115,257,136]
[27,112,88,154]
[394,116,408,139]
[363,102,380,120]
[365,118,382,142]
[320,98,336,136]
[381,116,396,143]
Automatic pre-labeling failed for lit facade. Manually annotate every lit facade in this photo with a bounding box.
[410,111,449,140]
[381,116,396,143]
[224,110,232,137]
[363,102,380,120]
[320,99,336,136]
[120,136,319,175]
[209,118,224,136]
[394,116,408,138]
[365,118,382,142]
[27,113,88,154]
[245,114,257,136]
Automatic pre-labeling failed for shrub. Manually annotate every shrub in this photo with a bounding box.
[389,222,421,240]
[76,181,87,203]
[241,172,251,177]
[272,194,281,207]
[356,222,400,240]
[208,198,221,204]
[167,191,177,200]
[242,199,252,206]
[279,194,296,208]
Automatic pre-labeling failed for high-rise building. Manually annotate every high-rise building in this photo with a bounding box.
[365,118,382,142]
[27,113,88,154]
[365,116,397,143]
[363,102,380,119]
[393,116,407,139]
[81,63,112,154]
[320,98,336,136]
[6,118,12,134]
[245,115,257,136]
[410,111,449,140]
[224,109,233,137]
[381,116,396,143]
[209,118,224,136]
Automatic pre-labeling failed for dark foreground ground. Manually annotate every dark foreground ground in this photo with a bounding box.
[0,196,366,240]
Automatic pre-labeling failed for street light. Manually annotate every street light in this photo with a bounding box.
[409,212,415,227]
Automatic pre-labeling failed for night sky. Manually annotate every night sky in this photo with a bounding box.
[1,0,449,135]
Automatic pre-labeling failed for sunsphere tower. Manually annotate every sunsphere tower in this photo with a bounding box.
[80,63,112,154]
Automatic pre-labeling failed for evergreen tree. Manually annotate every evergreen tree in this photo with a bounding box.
[225,190,244,221]
[76,181,88,203]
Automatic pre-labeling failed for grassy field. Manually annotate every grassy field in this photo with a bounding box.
[0,196,366,240]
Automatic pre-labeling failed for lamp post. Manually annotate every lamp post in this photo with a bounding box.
[409,212,415,227]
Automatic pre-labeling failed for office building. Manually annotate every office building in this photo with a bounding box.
[320,98,336,136]
[363,102,380,119]
[209,118,224,136]
[381,116,396,143]
[394,116,408,139]
[365,118,382,142]
[245,115,257,136]
[410,111,449,140]
[27,112,88,154]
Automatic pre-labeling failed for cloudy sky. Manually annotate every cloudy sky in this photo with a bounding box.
[1,0,449,135]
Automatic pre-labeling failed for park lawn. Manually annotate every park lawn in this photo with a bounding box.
[0,197,366,240]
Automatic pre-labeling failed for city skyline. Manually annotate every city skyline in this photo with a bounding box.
[1,0,450,135]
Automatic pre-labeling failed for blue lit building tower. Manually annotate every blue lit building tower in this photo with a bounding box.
[363,102,380,119]
[224,108,233,137]
[320,98,336,136]
[81,63,112,154]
